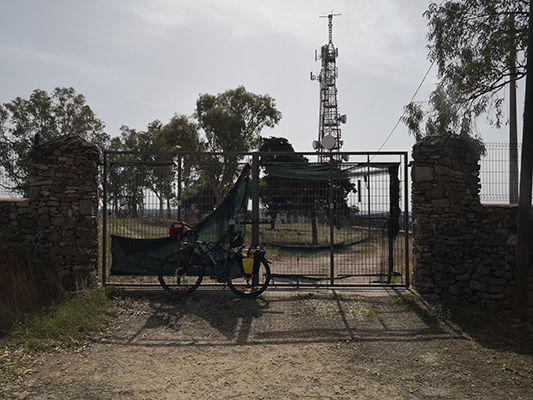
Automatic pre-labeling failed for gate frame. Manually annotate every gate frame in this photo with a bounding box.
[102,150,410,288]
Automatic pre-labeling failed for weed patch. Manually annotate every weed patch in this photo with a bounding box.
[2,288,115,352]
[0,253,60,335]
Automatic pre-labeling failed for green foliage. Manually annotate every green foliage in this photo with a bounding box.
[365,305,380,320]
[108,115,201,219]
[195,86,282,204]
[0,87,110,195]
[180,182,218,223]
[403,85,486,157]
[259,136,306,163]
[426,0,527,105]
[196,86,282,154]
[402,102,425,141]
[108,87,281,214]
[258,138,356,244]
[158,114,203,153]
[405,0,528,142]
[259,137,309,226]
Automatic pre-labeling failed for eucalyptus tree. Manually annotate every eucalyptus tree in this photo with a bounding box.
[195,86,282,204]
[0,87,109,195]
[111,115,201,219]
[404,0,528,139]
[107,126,149,218]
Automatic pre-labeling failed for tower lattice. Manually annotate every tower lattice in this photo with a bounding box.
[311,13,346,161]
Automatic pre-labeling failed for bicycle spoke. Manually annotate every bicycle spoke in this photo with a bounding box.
[228,258,271,298]
[158,251,203,294]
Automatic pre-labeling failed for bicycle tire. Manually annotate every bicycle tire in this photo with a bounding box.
[158,250,203,294]
[227,257,271,298]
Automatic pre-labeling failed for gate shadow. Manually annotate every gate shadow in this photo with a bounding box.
[106,288,468,349]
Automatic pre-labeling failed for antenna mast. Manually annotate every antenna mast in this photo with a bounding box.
[311,13,346,161]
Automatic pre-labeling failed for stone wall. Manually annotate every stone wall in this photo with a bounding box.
[0,135,100,289]
[411,135,533,314]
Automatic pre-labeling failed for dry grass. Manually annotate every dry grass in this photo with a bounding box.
[0,253,50,335]
[0,250,113,342]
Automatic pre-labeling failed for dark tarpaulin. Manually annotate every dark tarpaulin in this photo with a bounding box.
[110,235,179,276]
[110,164,251,276]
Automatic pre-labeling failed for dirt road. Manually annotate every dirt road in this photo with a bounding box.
[5,288,533,399]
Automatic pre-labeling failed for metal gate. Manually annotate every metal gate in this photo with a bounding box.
[102,151,409,288]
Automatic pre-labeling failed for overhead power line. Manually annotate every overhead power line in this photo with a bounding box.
[375,60,436,154]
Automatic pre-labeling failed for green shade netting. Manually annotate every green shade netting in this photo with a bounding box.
[265,163,387,180]
[264,237,369,258]
[110,164,250,276]
[262,162,400,257]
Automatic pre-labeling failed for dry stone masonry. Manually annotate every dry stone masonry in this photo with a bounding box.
[411,135,532,314]
[0,135,100,289]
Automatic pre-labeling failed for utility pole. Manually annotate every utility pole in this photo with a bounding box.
[509,12,519,204]
[515,1,533,322]
[311,12,347,161]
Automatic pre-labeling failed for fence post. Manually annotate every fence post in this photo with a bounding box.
[404,153,410,288]
[251,153,260,247]
[177,155,182,221]
[102,151,108,286]
[329,155,335,285]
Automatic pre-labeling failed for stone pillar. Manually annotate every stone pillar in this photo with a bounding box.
[411,135,482,303]
[411,135,533,313]
[29,135,100,289]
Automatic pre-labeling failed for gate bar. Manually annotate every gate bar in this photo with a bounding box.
[102,151,108,285]
[404,152,410,287]
[329,155,334,285]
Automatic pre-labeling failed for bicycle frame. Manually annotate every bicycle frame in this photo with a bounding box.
[159,225,271,298]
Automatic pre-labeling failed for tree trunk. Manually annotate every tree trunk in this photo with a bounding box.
[270,212,276,230]
[515,1,533,322]
[311,208,318,245]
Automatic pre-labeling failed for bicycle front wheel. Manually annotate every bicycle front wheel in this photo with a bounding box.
[158,251,203,294]
[227,258,271,298]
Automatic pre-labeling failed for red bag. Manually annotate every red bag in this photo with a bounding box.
[169,221,184,237]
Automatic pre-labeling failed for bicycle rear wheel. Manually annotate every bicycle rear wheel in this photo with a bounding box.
[227,258,271,298]
[158,250,203,294]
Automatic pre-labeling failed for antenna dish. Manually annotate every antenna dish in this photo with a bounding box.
[322,135,336,150]
[339,114,347,124]
[312,140,319,150]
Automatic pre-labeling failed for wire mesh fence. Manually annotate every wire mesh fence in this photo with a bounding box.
[102,151,410,288]
[0,169,23,199]
[260,154,408,286]
[102,152,254,285]
[480,142,523,204]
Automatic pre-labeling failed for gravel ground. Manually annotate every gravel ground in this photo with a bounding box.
[2,287,533,399]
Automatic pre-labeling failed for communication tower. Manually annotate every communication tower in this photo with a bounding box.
[311,13,347,161]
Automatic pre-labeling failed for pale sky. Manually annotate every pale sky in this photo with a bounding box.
[0,0,516,154]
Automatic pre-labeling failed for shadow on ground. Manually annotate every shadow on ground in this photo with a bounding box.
[104,287,473,350]
[390,288,533,355]
[105,287,533,356]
